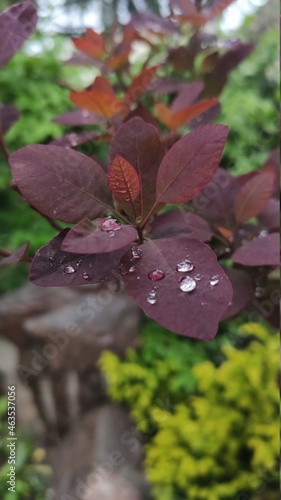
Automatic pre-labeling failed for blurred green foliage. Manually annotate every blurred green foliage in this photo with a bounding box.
[0,397,51,500]
[0,44,73,292]
[100,322,279,500]
[218,29,279,174]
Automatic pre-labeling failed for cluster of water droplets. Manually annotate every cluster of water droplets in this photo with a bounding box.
[100,217,121,238]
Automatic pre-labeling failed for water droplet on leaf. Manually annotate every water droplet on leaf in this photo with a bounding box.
[148,269,165,281]
[108,231,115,238]
[48,256,56,263]
[100,217,121,232]
[82,273,89,280]
[179,276,196,293]
[194,274,202,281]
[147,290,157,305]
[132,247,143,259]
[176,259,194,272]
[63,265,76,274]
[129,266,136,273]
[209,276,219,286]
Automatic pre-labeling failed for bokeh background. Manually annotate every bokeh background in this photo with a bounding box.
[0,1,279,499]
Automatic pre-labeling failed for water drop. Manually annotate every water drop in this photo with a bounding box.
[147,290,157,305]
[63,265,76,274]
[179,276,196,293]
[108,231,115,238]
[209,276,219,286]
[88,263,93,268]
[132,247,143,259]
[129,266,136,273]
[148,269,165,281]
[100,217,121,232]
[82,273,89,280]
[194,274,202,281]
[258,229,268,238]
[76,259,82,267]
[176,259,194,272]
[48,256,56,263]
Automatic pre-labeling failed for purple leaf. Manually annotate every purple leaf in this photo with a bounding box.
[232,233,280,267]
[170,81,204,113]
[189,103,221,129]
[156,124,229,204]
[189,167,239,226]
[53,110,103,126]
[120,237,233,339]
[109,117,165,218]
[61,218,138,254]
[203,43,254,97]
[50,131,100,148]
[29,230,124,286]
[0,1,37,67]
[148,77,187,95]
[132,12,179,35]
[0,104,20,133]
[220,268,254,321]
[9,145,112,223]
[124,104,157,127]
[233,171,275,224]
[258,199,280,231]
[148,211,213,241]
[0,242,29,267]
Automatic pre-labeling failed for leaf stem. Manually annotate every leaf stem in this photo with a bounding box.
[140,201,160,229]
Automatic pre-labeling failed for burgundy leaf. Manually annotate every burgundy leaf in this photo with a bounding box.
[120,237,233,339]
[258,199,280,231]
[0,104,20,133]
[233,172,275,224]
[0,242,29,267]
[188,167,239,226]
[232,233,280,267]
[124,104,157,127]
[203,43,254,97]
[53,110,103,126]
[148,211,213,241]
[9,145,112,223]
[109,117,165,218]
[61,218,138,254]
[0,1,37,67]
[148,77,187,95]
[220,268,254,321]
[189,103,221,129]
[124,65,158,108]
[132,12,179,35]
[156,124,229,204]
[170,81,204,113]
[108,154,141,203]
[50,131,100,148]
[29,230,124,286]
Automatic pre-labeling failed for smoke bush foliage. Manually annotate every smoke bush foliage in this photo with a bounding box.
[0,1,279,339]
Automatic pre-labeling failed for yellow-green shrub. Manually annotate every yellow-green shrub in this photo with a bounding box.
[100,322,279,500]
